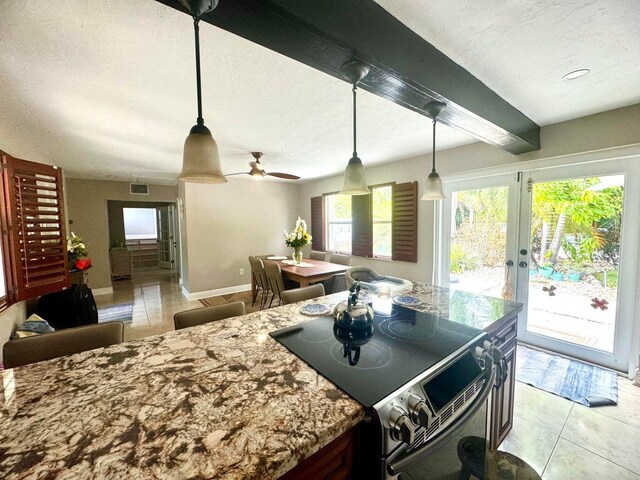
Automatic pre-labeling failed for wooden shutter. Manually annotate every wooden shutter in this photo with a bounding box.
[351,193,372,258]
[1,152,70,302]
[392,181,418,262]
[310,196,325,251]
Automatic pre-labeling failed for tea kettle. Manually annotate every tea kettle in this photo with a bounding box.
[333,282,374,330]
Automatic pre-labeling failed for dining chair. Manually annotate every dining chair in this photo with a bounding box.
[309,251,326,261]
[3,321,125,369]
[256,254,275,259]
[281,284,325,305]
[329,253,350,266]
[263,260,288,308]
[248,256,270,309]
[322,273,347,294]
[174,302,245,331]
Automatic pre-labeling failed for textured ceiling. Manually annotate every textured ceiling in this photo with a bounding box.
[0,1,638,184]
[374,0,640,125]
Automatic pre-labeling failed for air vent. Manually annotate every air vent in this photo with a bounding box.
[130,183,149,195]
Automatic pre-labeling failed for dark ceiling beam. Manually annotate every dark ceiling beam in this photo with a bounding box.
[157,0,540,154]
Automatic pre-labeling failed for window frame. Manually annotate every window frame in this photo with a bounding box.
[323,191,353,254]
[371,183,394,259]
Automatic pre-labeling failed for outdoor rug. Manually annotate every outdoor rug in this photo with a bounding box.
[200,290,261,314]
[516,345,618,407]
[98,303,134,324]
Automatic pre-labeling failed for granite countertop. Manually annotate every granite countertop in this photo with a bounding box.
[0,284,522,479]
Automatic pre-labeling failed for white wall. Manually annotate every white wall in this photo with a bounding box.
[180,178,300,297]
[299,104,640,283]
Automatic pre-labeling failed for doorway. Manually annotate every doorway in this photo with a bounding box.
[439,159,640,371]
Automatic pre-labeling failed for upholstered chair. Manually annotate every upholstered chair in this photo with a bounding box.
[3,322,125,369]
[281,284,325,305]
[174,302,245,331]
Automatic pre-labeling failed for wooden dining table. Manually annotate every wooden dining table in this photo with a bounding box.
[252,257,349,298]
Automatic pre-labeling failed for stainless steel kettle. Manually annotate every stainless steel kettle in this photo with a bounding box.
[333,282,374,330]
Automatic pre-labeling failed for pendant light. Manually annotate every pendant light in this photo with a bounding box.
[339,60,370,196]
[178,0,227,183]
[421,101,446,201]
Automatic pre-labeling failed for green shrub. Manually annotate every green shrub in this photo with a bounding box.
[451,243,479,273]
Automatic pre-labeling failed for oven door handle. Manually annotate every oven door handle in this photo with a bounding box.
[386,363,496,476]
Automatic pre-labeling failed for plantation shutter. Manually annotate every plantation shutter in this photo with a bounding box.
[392,181,418,262]
[1,152,70,302]
[351,193,372,258]
[310,196,325,251]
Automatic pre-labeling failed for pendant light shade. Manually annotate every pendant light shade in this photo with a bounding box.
[341,155,369,195]
[420,101,446,201]
[180,124,226,183]
[178,0,227,184]
[339,60,370,196]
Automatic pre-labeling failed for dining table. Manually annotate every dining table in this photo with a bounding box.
[253,257,349,298]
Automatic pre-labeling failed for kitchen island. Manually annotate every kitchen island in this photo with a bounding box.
[0,284,522,479]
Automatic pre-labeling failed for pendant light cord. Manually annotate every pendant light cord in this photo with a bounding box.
[352,84,358,158]
[193,17,204,125]
[431,117,437,173]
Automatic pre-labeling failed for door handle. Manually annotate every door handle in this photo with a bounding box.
[519,261,528,268]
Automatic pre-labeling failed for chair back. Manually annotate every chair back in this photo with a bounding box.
[281,284,325,305]
[309,251,326,261]
[323,273,347,294]
[263,260,285,298]
[330,253,350,266]
[248,256,268,289]
[174,302,245,331]
[3,322,125,369]
[345,266,382,288]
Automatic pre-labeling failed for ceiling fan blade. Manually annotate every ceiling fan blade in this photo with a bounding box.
[266,172,301,180]
[226,172,251,176]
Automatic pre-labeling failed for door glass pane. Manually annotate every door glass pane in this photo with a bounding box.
[449,186,509,298]
[527,174,624,352]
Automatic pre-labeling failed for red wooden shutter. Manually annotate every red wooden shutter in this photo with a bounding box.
[351,193,372,258]
[310,196,325,251]
[392,181,418,262]
[1,152,70,302]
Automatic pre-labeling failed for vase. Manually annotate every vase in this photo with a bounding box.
[292,248,303,265]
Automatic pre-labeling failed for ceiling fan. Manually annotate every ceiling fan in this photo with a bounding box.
[227,152,300,180]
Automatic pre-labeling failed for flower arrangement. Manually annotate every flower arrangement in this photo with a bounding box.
[67,232,89,269]
[284,217,312,249]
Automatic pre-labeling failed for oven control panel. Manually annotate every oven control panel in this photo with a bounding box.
[373,334,493,456]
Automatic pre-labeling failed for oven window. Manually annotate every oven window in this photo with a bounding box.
[422,351,482,413]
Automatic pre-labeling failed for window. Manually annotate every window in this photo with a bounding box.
[123,208,158,240]
[325,194,352,252]
[372,185,392,257]
[312,181,418,262]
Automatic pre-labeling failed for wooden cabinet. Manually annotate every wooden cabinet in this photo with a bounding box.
[279,427,357,480]
[485,315,518,449]
[110,248,133,279]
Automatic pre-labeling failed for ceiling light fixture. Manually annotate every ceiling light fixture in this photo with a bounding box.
[421,101,446,201]
[339,60,370,196]
[562,69,590,81]
[178,0,227,184]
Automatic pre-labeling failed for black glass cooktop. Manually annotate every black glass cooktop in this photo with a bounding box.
[270,302,484,408]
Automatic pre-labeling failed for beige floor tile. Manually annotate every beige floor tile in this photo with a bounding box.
[561,405,640,475]
[499,413,559,475]
[514,382,573,435]
[543,438,640,480]
[619,377,640,398]
[575,384,640,430]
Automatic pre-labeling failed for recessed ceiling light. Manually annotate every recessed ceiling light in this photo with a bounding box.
[562,69,590,81]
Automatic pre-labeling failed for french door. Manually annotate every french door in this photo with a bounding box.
[516,160,640,371]
[439,160,640,371]
[438,173,520,300]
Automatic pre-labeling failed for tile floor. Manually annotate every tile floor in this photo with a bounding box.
[96,271,640,479]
